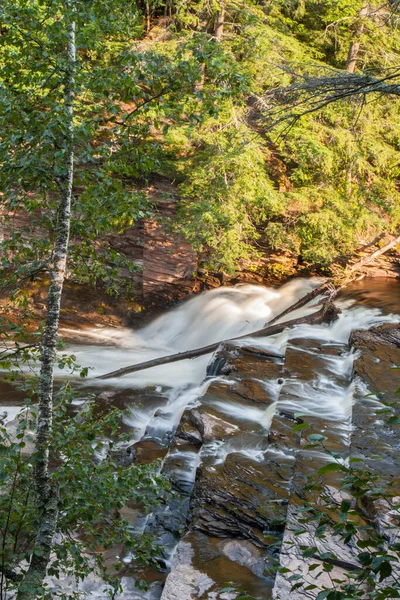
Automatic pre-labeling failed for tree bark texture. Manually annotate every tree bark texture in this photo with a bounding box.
[345,7,368,73]
[16,11,76,600]
[214,3,225,41]
[345,38,362,73]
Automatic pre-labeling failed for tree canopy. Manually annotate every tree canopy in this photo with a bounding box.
[1,0,400,280]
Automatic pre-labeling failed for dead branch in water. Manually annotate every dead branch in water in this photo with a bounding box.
[348,234,400,272]
[267,279,333,325]
[97,297,339,380]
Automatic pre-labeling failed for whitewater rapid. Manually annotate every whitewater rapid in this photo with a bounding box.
[42,278,400,599]
[61,277,398,390]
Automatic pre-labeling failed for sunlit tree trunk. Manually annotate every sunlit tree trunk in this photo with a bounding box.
[214,2,225,41]
[345,7,368,73]
[16,7,75,600]
[345,29,363,73]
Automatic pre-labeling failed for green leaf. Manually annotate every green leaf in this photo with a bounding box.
[317,462,344,476]
[340,499,351,513]
[288,574,303,581]
[378,561,392,581]
[292,422,309,432]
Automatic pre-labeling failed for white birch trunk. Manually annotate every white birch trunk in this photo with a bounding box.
[16,8,76,600]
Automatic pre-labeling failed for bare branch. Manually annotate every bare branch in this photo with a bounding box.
[258,66,400,128]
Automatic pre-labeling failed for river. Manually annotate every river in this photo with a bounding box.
[1,277,399,599]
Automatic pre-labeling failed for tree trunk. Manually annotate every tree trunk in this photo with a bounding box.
[16,10,76,600]
[346,39,362,73]
[345,9,367,73]
[195,62,206,93]
[348,234,400,272]
[214,3,225,41]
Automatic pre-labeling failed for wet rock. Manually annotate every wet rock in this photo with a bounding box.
[351,323,400,403]
[272,451,359,600]
[174,411,203,447]
[298,415,349,455]
[190,453,291,547]
[284,342,349,386]
[206,356,227,377]
[350,323,400,349]
[206,344,241,377]
[211,342,284,381]
[134,439,168,463]
[227,355,284,380]
[174,404,239,449]
[161,533,271,600]
[351,324,400,491]
[199,381,278,435]
[96,390,119,403]
[218,539,266,578]
[143,414,177,447]
[153,497,191,536]
[239,345,285,359]
[118,503,143,527]
[272,504,360,600]
[109,444,137,467]
[289,338,346,356]
[163,451,199,496]
[160,540,216,600]
[188,407,239,442]
[231,380,276,405]
[268,407,301,450]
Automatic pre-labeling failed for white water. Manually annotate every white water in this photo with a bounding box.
[57,279,399,440]
[63,278,324,388]
[44,279,400,599]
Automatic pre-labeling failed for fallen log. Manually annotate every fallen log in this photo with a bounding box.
[348,234,400,272]
[97,299,339,380]
[267,279,333,325]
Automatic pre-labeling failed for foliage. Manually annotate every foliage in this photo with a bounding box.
[0,383,169,599]
[290,460,400,599]
[1,0,400,594]
[172,122,280,271]
[1,0,399,278]
[159,0,400,269]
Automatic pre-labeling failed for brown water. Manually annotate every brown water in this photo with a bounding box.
[338,277,400,313]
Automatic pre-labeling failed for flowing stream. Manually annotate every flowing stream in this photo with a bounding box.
[1,277,399,599]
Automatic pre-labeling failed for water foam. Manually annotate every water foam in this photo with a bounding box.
[66,279,326,388]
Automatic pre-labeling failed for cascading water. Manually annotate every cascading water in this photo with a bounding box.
[62,278,398,437]
[62,281,300,388]
[2,278,399,599]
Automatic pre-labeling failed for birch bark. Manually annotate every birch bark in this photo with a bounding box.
[16,6,76,599]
